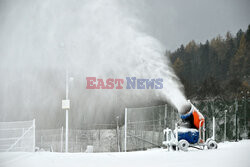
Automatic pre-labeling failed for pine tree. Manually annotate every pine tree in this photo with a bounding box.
[224,32,236,78]
[243,25,250,75]
[230,35,246,77]
[173,57,184,75]
[236,29,244,48]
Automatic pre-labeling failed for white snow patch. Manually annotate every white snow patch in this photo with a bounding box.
[0,140,250,167]
[176,127,198,133]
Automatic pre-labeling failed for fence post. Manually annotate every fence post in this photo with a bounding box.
[235,99,238,142]
[124,108,127,152]
[61,126,63,152]
[224,110,227,142]
[164,104,167,128]
[212,117,215,140]
[116,116,120,152]
[33,119,36,152]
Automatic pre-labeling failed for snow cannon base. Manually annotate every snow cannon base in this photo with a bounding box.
[177,128,199,144]
[163,100,218,151]
[163,120,218,151]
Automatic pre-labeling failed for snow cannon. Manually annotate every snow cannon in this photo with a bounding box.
[163,100,218,151]
[179,100,204,130]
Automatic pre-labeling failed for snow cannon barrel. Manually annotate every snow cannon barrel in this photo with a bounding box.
[179,100,204,129]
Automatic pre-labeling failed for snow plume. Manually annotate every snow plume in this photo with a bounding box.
[0,0,186,128]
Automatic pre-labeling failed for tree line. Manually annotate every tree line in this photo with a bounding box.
[169,25,250,99]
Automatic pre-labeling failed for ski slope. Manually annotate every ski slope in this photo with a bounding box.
[0,140,249,167]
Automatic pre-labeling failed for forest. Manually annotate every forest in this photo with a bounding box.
[169,25,250,99]
[168,25,250,140]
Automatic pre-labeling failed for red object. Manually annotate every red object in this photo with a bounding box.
[192,110,204,129]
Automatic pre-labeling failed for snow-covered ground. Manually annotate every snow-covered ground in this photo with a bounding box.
[1,140,250,167]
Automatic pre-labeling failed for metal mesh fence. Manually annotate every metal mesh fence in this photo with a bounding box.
[194,98,250,142]
[36,105,179,153]
[2,98,247,153]
[36,128,118,152]
[121,104,179,151]
[0,120,35,152]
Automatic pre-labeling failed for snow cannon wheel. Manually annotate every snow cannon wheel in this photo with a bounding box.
[207,140,218,149]
[178,140,189,151]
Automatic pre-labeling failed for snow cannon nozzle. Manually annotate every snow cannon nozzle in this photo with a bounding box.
[178,100,204,129]
[179,100,192,115]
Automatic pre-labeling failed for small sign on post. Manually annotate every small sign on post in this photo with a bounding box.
[62,100,70,109]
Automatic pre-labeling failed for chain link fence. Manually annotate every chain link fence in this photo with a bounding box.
[120,104,179,152]
[0,120,35,152]
[35,99,249,152]
[194,97,250,142]
[36,126,118,152]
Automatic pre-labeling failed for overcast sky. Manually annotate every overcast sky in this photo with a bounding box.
[0,0,249,52]
[127,0,250,51]
[0,0,249,125]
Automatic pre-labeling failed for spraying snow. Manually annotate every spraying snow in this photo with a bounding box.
[0,0,187,127]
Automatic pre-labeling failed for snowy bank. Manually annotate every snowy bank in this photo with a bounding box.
[0,140,250,167]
